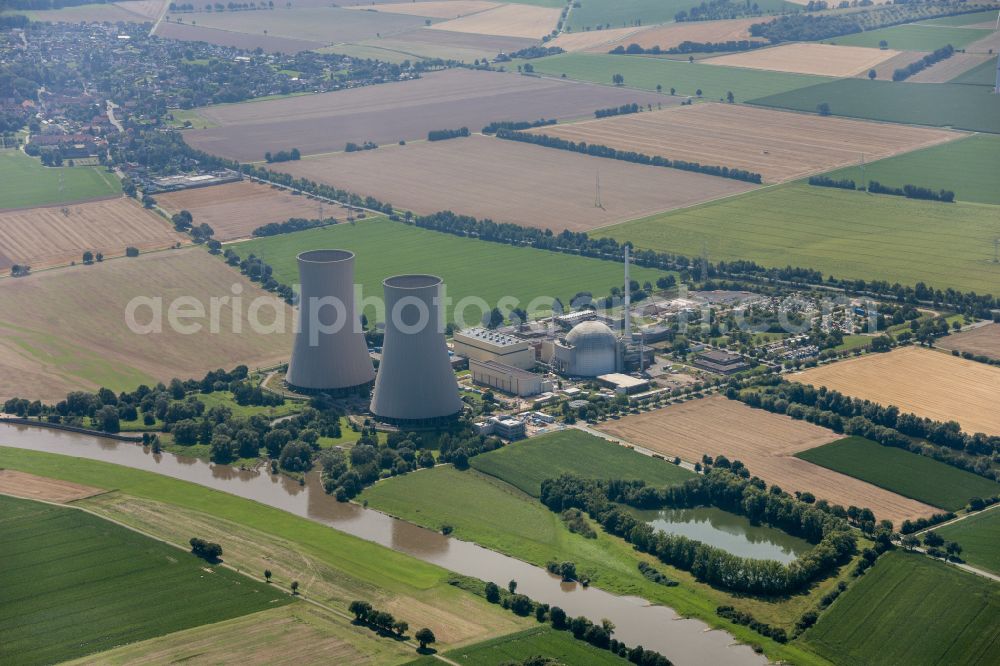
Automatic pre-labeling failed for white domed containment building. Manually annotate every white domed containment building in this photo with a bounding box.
[371,274,463,426]
[286,249,375,394]
[541,320,622,377]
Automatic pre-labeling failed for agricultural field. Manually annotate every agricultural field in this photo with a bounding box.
[0,494,291,665]
[184,68,667,161]
[597,396,939,524]
[705,43,901,77]
[597,17,763,52]
[804,551,1000,665]
[917,9,1000,26]
[428,3,561,38]
[155,181,346,241]
[0,248,292,402]
[594,183,1000,295]
[236,216,668,323]
[470,428,694,497]
[938,508,1000,575]
[273,135,756,231]
[65,605,415,665]
[153,20,325,52]
[531,102,959,183]
[827,24,992,51]
[859,50,928,80]
[795,436,1000,512]
[0,149,121,210]
[952,57,1000,86]
[528,52,833,101]
[750,77,1000,133]
[819,133,1000,205]
[441,626,628,666]
[346,1,503,20]
[564,0,793,32]
[547,26,644,52]
[0,469,103,503]
[937,323,1000,360]
[18,1,158,22]
[906,52,994,83]
[0,198,185,274]
[349,26,539,59]
[795,346,1000,437]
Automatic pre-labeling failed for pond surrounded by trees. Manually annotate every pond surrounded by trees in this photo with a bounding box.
[632,506,814,564]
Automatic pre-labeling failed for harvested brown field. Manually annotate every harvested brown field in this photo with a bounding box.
[369,25,538,54]
[115,0,168,20]
[529,102,960,183]
[908,52,994,82]
[855,50,928,80]
[346,1,501,20]
[705,43,901,77]
[275,135,757,231]
[154,20,324,53]
[968,30,1000,53]
[601,18,763,53]
[0,198,186,274]
[185,68,669,161]
[937,324,1000,361]
[548,27,643,53]
[428,3,561,39]
[155,181,345,241]
[0,248,292,402]
[174,6,431,45]
[795,346,1000,437]
[597,396,940,524]
[0,469,103,503]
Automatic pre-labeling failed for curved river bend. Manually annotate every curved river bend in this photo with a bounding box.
[0,423,765,666]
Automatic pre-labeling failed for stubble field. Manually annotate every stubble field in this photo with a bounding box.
[936,323,1000,360]
[428,3,561,39]
[794,346,1000,436]
[531,102,959,182]
[705,43,901,77]
[600,17,763,52]
[597,395,939,524]
[153,20,325,52]
[0,249,293,402]
[185,68,669,161]
[272,135,757,230]
[907,52,994,83]
[0,469,103,504]
[0,198,185,273]
[155,181,345,241]
[348,1,502,20]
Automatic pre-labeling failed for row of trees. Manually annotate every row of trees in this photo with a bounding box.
[264,148,300,163]
[427,127,470,141]
[252,215,339,237]
[676,0,771,22]
[808,175,955,203]
[610,40,765,56]
[594,103,640,119]
[481,118,556,134]
[495,128,763,183]
[893,44,954,81]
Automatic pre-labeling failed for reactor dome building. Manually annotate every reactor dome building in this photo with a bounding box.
[370,274,463,426]
[286,249,375,393]
[541,320,622,377]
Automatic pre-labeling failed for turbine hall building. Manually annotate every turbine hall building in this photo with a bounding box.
[285,249,375,394]
[371,274,463,426]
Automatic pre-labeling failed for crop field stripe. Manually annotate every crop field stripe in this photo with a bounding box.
[795,436,1000,511]
[442,626,627,665]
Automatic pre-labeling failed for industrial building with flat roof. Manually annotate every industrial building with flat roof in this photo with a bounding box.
[453,327,534,370]
[692,349,750,375]
[470,359,552,397]
[598,373,650,395]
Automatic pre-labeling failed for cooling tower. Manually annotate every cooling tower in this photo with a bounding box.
[370,274,463,425]
[285,250,375,393]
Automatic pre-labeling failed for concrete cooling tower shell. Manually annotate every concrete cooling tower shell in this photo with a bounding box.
[285,249,375,392]
[371,274,463,425]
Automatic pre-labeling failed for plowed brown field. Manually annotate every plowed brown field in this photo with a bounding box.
[0,198,186,274]
[0,470,104,503]
[937,324,1000,361]
[705,43,900,77]
[597,396,939,524]
[795,346,1000,436]
[529,103,960,182]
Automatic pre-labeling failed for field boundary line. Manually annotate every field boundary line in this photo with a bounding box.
[913,501,1000,536]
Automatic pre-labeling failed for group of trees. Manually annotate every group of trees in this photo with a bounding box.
[809,175,955,203]
[344,141,378,152]
[252,215,339,237]
[347,601,411,638]
[9,264,31,277]
[610,40,764,56]
[716,606,787,644]
[427,127,470,141]
[499,45,564,60]
[189,537,223,562]
[676,0,769,22]
[540,468,860,596]
[172,209,217,245]
[481,118,556,134]
[594,103,640,119]
[264,148,300,163]
[496,128,763,183]
[893,44,954,81]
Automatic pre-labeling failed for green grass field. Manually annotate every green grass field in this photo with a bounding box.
[236,217,667,323]
[564,0,793,31]
[826,24,991,50]
[804,551,1000,665]
[917,9,1000,26]
[527,53,832,101]
[795,437,1000,512]
[471,429,693,497]
[952,58,999,86]
[442,626,627,665]
[818,134,1000,205]
[0,149,121,209]
[0,494,290,665]
[938,508,1000,575]
[593,183,1000,294]
[750,78,1000,134]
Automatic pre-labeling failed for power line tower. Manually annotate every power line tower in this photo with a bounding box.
[594,169,603,209]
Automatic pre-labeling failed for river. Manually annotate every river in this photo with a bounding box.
[0,423,766,666]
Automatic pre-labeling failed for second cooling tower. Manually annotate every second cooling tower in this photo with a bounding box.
[286,250,375,393]
[371,274,463,425]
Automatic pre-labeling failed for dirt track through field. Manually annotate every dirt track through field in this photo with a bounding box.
[530,103,960,182]
[936,324,1000,361]
[597,396,940,524]
[0,469,104,503]
[185,68,671,161]
[705,43,901,77]
[274,135,757,231]
[0,198,186,273]
[795,346,1000,436]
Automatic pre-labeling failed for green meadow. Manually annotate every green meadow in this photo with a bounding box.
[0,149,121,210]
[938,507,1000,575]
[564,0,794,31]
[442,626,628,665]
[825,24,991,50]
